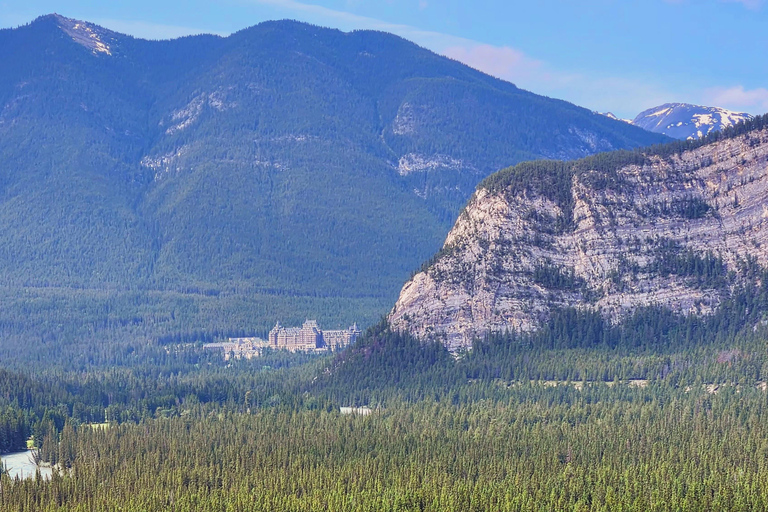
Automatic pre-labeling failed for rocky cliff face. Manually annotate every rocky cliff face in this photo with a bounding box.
[390,122,768,350]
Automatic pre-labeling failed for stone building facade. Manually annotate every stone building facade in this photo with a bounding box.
[203,337,269,360]
[268,320,360,352]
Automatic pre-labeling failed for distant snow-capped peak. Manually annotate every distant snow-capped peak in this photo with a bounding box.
[631,103,752,140]
[54,14,114,56]
[599,112,633,124]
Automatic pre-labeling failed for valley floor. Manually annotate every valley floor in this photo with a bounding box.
[2,307,768,511]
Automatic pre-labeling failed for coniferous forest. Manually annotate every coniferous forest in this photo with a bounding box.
[2,282,768,510]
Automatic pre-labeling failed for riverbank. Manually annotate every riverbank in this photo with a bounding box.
[2,450,52,480]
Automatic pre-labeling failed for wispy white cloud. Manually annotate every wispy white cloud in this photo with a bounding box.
[445,41,768,117]
[442,44,546,83]
[441,42,673,117]
[701,86,768,114]
[243,0,472,47]
[247,0,405,28]
[720,0,763,10]
[251,0,761,116]
[242,0,676,117]
[665,0,763,9]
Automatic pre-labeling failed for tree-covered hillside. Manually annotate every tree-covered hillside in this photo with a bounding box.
[0,15,668,363]
[1,283,768,510]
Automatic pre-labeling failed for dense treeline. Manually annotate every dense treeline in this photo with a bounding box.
[6,382,768,510]
[0,406,29,453]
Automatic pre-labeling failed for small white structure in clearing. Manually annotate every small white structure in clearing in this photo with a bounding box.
[339,406,373,416]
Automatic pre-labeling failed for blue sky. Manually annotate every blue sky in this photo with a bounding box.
[1,0,766,119]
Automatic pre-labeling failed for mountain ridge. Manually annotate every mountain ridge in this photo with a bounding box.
[390,116,768,350]
[0,14,668,362]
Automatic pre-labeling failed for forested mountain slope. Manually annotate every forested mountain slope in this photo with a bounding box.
[390,118,768,350]
[0,15,667,362]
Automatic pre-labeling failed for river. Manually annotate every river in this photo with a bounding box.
[2,450,52,480]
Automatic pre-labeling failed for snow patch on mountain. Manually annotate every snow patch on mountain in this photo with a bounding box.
[646,106,673,118]
[54,14,114,56]
[632,103,752,140]
[600,112,632,124]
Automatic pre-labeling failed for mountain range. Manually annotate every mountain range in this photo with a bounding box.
[0,14,668,361]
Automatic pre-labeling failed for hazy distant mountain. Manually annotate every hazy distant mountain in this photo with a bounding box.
[632,103,752,140]
[0,14,668,361]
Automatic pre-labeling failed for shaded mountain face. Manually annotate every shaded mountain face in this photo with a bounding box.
[632,103,752,140]
[0,14,667,360]
[389,119,768,351]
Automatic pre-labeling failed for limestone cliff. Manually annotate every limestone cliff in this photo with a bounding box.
[390,119,768,350]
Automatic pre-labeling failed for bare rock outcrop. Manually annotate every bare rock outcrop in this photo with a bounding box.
[390,124,768,351]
